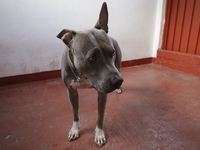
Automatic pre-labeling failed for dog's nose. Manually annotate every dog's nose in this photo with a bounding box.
[112,76,123,89]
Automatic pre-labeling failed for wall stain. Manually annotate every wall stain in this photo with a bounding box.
[49,60,59,70]
[33,66,40,72]
[21,63,28,74]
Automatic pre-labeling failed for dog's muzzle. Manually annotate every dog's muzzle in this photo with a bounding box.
[111,76,123,89]
[102,76,123,93]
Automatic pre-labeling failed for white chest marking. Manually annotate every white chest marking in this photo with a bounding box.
[70,78,92,90]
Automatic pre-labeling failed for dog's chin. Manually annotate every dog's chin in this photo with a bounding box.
[94,86,119,94]
[92,78,123,93]
[104,89,116,93]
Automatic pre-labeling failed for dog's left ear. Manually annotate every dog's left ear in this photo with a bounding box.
[57,29,76,47]
[94,2,108,33]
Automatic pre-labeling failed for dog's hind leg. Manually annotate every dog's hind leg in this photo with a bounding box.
[113,39,123,94]
[115,63,123,94]
[67,88,80,141]
[115,65,123,94]
[95,92,107,147]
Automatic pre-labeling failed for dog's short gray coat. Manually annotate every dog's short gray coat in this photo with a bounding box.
[57,2,123,147]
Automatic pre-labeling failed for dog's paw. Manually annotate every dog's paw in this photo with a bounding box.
[116,88,122,94]
[68,121,80,141]
[94,126,106,147]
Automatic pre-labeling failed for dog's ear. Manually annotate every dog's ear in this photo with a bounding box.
[57,29,76,46]
[94,2,108,33]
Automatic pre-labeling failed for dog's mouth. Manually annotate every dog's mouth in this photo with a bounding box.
[92,76,123,93]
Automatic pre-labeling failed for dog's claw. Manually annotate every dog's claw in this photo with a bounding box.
[94,127,106,147]
[68,121,80,141]
[68,130,79,141]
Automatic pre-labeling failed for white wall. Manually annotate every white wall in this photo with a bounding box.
[153,0,166,57]
[0,0,165,77]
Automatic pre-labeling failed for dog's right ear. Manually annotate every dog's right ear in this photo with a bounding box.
[94,2,108,33]
[57,29,76,46]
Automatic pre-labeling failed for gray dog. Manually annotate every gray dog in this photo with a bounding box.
[57,2,123,147]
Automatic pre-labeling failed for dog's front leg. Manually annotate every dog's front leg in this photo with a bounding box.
[95,92,107,147]
[67,88,80,141]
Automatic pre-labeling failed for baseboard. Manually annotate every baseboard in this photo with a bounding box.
[155,49,200,77]
[0,70,61,87]
[2,51,199,87]
[121,57,154,68]
[0,57,154,86]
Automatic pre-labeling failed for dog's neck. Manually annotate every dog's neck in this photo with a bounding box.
[66,48,83,84]
[66,48,92,89]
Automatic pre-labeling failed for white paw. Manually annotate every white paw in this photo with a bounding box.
[68,121,80,141]
[94,126,106,147]
[116,88,122,94]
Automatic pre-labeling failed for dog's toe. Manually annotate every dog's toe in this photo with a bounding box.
[116,88,122,94]
[94,127,106,147]
[94,136,106,147]
[68,130,79,141]
[68,121,80,141]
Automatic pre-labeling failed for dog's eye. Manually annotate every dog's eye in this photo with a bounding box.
[112,50,116,57]
[89,56,97,62]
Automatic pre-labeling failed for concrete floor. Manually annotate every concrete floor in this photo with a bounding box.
[0,64,200,150]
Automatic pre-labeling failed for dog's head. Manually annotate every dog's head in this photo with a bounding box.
[57,2,123,93]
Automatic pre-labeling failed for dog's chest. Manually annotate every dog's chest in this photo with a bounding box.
[70,77,92,90]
